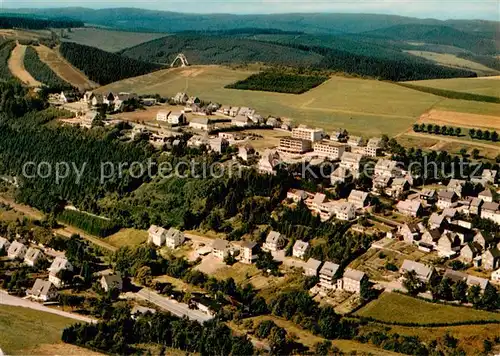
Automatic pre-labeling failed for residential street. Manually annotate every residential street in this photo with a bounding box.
[0,290,96,323]
[135,287,214,323]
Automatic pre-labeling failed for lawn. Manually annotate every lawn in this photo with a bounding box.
[62,28,167,53]
[355,292,500,324]
[97,65,444,137]
[0,305,75,354]
[408,76,500,98]
[105,228,148,248]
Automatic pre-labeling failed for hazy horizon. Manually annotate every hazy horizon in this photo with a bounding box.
[1,0,499,21]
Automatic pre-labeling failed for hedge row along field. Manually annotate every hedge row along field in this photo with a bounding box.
[58,210,120,237]
[226,70,329,94]
[398,83,500,104]
[414,123,500,142]
[24,46,70,89]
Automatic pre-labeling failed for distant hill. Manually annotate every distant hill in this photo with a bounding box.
[119,34,324,67]
[0,14,83,29]
[363,24,498,55]
[3,8,498,36]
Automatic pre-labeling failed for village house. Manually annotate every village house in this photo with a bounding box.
[148,225,168,247]
[24,247,44,267]
[258,149,281,175]
[483,248,500,270]
[492,269,500,283]
[173,92,189,104]
[100,272,123,292]
[338,268,367,293]
[474,231,495,250]
[266,117,281,127]
[386,177,410,198]
[0,237,10,253]
[187,96,201,106]
[437,190,457,210]
[348,190,369,209]
[141,97,157,106]
[189,117,213,131]
[364,137,382,157]
[60,91,77,103]
[229,107,240,117]
[482,169,497,185]
[231,115,253,127]
[165,228,185,249]
[335,202,356,221]
[217,105,231,116]
[481,202,500,224]
[447,179,466,197]
[7,241,27,260]
[219,132,243,141]
[339,152,363,179]
[460,242,483,263]
[264,231,286,252]
[396,199,422,217]
[292,240,309,259]
[83,91,94,103]
[420,228,442,249]
[400,260,435,283]
[187,135,209,148]
[238,145,255,162]
[470,197,483,215]
[48,257,73,288]
[319,261,340,289]
[437,232,461,257]
[292,126,324,142]
[91,94,104,107]
[443,224,473,245]
[374,159,402,178]
[420,189,436,202]
[286,189,310,203]
[156,110,169,122]
[209,137,229,153]
[330,167,351,185]
[307,193,327,212]
[399,223,421,244]
[372,175,391,194]
[312,140,346,160]
[478,188,494,203]
[347,136,364,147]
[167,112,187,125]
[446,269,491,292]
[278,138,312,154]
[212,239,231,260]
[303,258,322,276]
[238,107,255,118]
[240,241,258,264]
[27,279,58,301]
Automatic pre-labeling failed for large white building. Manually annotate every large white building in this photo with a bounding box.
[292,126,324,142]
[148,225,168,246]
[339,152,363,179]
[319,261,340,289]
[313,141,346,160]
[165,228,185,249]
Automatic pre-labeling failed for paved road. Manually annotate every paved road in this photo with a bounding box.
[135,288,213,324]
[0,290,96,324]
[184,232,215,246]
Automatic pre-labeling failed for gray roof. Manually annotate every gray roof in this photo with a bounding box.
[466,275,489,290]
[438,190,456,200]
[102,273,122,288]
[166,227,183,240]
[49,257,72,273]
[266,231,283,244]
[349,190,368,202]
[190,117,210,125]
[25,247,43,262]
[400,260,434,280]
[443,269,467,283]
[241,241,257,250]
[482,202,499,211]
[293,240,309,253]
[320,261,340,277]
[343,268,366,281]
[29,279,55,298]
[212,238,230,251]
[305,258,322,271]
[479,188,493,197]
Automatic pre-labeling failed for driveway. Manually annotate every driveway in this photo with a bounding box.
[0,290,96,324]
[135,288,213,324]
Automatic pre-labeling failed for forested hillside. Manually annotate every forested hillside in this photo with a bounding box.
[120,35,324,67]
[0,15,83,29]
[24,46,70,88]
[59,42,164,85]
[363,24,498,55]
[0,41,16,81]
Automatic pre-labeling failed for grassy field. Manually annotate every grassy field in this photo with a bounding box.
[409,77,500,98]
[62,28,167,52]
[355,292,500,324]
[98,65,447,137]
[105,228,148,247]
[405,51,499,76]
[0,305,75,354]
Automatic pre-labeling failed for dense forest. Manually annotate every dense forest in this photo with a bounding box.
[0,15,84,29]
[0,41,16,81]
[58,210,120,237]
[23,46,70,89]
[60,42,164,85]
[226,70,329,94]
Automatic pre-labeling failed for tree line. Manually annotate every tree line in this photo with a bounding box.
[58,210,120,237]
[0,41,16,81]
[0,15,84,29]
[226,70,328,94]
[23,46,71,89]
[397,83,500,104]
[413,123,462,137]
[60,42,164,85]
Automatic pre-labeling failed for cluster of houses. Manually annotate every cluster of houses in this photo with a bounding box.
[400,259,491,293]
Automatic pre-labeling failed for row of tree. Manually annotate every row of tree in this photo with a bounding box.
[468,128,500,142]
[413,123,462,137]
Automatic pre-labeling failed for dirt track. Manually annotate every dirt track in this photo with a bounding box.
[8,43,41,87]
[34,45,98,90]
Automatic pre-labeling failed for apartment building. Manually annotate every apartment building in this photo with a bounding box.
[313,140,346,160]
[292,126,324,142]
[278,138,312,154]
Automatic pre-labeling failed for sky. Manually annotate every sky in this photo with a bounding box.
[0,0,498,20]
